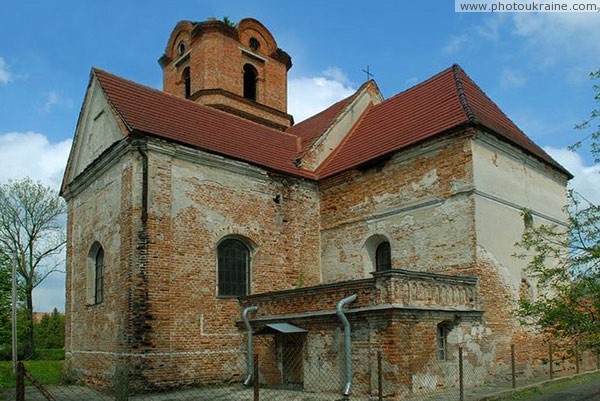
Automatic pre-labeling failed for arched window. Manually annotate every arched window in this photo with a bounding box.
[87,242,104,305]
[218,238,250,297]
[375,241,391,271]
[243,64,258,101]
[94,246,104,304]
[183,67,191,99]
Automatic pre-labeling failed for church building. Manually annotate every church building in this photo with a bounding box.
[61,17,571,397]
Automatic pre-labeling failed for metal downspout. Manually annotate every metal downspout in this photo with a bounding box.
[242,306,257,386]
[336,294,357,397]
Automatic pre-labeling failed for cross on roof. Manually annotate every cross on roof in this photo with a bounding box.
[362,66,374,81]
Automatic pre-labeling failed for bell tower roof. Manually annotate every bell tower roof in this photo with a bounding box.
[159,18,293,130]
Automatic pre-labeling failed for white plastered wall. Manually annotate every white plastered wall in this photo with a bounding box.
[472,131,569,297]
[67,77,124,183]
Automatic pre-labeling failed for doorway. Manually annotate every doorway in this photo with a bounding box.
[279,334,304,389]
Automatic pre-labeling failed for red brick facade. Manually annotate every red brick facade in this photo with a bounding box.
[160,18,293,129]
[61,16,578,398]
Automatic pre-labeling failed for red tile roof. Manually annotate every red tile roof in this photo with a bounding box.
[317,65,570,178]
[93,69,315,178]
[93,65,569,182]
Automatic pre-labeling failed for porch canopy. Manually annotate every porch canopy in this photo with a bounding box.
[255,323,307,335]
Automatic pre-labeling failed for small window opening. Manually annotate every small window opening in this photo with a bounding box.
[183,67,191,99]
[249,37,260,51]
[243,64,258,101]
[177,41,185,56]
[94,246,104,304]
[437,323,448,361]
[375,241,391,271]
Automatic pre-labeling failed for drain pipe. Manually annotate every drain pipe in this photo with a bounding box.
[336,294,357,397]
[242,306,257,386]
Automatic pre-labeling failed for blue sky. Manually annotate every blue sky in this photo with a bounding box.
[1,1,599,312]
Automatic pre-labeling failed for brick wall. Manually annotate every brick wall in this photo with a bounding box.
[115,139,322,384]
[65,150,143,381]
[161,20,291,128]
[319,131,476,281]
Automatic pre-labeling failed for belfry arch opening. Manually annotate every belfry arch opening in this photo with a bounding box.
[243,64,258,101]
[183,67,191,99]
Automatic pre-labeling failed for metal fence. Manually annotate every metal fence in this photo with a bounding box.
[10,340,600,401]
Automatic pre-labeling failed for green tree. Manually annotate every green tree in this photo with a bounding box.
[0,178,66,358]
[516,69,600,350]
[34,308,65,349]
[516,194,599,347]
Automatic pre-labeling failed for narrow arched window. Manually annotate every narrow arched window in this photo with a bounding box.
[218,239,250,297]
[94,246,104,304]
[375,242,391,271]
[243,64,258,101]
[436,323,448,361]
[183,67,191,99]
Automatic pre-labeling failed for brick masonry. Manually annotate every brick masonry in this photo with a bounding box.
[160,19,293,129]
[61,16,588,398]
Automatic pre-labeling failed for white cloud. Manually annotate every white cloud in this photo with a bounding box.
[510,13,600,73]
[288,69,356,123]
[42,91,73,113]
[544,146,600,204]
[475,14,507,41]
[442,34,470,55]
[500,68,526,89]
[0,131,72,191]
[468,12,600,84]
[0,57,11,84]
[512,13,600,64]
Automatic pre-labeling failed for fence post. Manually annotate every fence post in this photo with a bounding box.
[377,350,383,401]
[459,347,464,401]
[253,353,259,401]
[16,361,25,401]
[574,339,580,374]
[511,344,516,389]
[549,342,554,380]
[596,350,600,370]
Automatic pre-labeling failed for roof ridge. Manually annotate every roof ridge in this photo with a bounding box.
[452,64,475,123]
[92,67,301,143]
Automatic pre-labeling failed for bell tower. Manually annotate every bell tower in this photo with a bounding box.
[159,18,294,130]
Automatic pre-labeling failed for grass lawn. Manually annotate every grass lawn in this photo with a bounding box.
[0,360,64,388]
